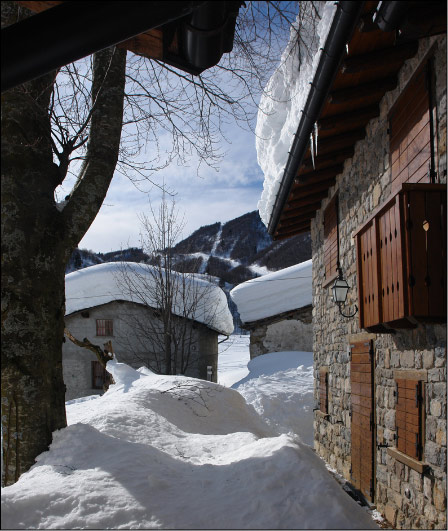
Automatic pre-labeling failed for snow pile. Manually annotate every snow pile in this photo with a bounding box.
[218,334,251,386]
[256,1,337,226]
[234,350,315,446]
[1,353,378,530]
[65,262,234,336]
[230,259,312,323]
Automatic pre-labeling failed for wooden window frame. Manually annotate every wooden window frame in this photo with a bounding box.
[323,193,339,287]
[91,360,111,390]
[319,367,329,414]
[96,318,113,337]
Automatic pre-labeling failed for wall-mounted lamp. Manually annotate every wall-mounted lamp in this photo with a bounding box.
[331,266,358,318]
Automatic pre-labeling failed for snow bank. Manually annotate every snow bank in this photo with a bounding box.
[1,357,378,530]
[230,259,312,323]
[256,2,337,226]
[65,262,234,335]
[233,350,315,446]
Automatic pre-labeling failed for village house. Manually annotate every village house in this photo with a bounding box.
[258,1,446,529]
[230,260,313,358]
[63,262,234,400]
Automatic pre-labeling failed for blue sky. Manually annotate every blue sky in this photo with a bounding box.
[55,3,299,254]
[75,121,264,253]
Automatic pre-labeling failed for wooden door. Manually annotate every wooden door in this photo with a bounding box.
[350,340,375,502]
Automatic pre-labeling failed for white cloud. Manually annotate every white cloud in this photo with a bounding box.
[78,124,265,253]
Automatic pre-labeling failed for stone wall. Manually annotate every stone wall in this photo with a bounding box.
[311,35,446,529]
[63,300,218,400]
[247,305,313,358]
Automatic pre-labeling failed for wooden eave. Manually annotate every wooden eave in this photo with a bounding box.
[16,1,192,71]
[17,1,170,61]
[273,1,446,240]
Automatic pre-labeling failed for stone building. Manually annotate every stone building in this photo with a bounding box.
[230,260,313,358]
[258,2,446,529]
[64,262,234,400]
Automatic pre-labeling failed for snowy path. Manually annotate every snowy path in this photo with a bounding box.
[1,337,379,529]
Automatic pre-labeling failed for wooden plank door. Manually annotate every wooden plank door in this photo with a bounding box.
[350,340,375,502]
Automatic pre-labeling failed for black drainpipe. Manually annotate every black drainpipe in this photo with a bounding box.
[267,1,364,236]
[373,1,409,32]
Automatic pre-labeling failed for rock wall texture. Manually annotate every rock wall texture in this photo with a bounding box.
[248,305,313,358]
[311,35,446,530]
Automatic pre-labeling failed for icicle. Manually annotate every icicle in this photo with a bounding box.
[314,122,318,156]
[310,132,315,170]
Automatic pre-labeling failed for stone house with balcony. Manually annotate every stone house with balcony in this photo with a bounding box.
[260,1,446,529]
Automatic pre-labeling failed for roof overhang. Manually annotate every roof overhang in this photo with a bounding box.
[268,0,447,240]
[2,1,242,92]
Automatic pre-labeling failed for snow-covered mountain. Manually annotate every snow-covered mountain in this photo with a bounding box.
[67,211,311,287]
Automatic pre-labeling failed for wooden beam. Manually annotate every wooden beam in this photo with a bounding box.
[275,220,312,239]
[318,104,380,133]
[295,165,343,185]
[281,201,323,221]
[285,190,327,210]
[16,1,62,12]
[328,76,398,105]
[300,147,354,173]
[341,41,418,74]
[290,178,335,200]
[302,128,365,160]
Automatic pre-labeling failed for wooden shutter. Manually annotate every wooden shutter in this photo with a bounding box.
[351,340,375,502]
[323,194,339,285]
[355,183,446,330]
[396,378,423,460]
[390,63,434,192]
[356,219,381,329]
[96,319,113,336]
[319,369,328,414]
[403,188,447,320]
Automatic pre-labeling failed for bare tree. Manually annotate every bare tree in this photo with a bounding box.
[114,195,226,377]
[2,1,321,485]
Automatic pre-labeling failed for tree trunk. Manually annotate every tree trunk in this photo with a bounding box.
[1,3,126,486]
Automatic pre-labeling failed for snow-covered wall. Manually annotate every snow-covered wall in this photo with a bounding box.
[230,260,312,324]
[256,1,337,227]
[65,262,234,336]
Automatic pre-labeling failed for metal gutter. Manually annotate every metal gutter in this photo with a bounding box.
[373,1,409,32]
[267,1,365,236]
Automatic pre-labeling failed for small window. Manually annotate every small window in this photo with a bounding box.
[323,193,339,286]
[319,368,329,414]
[395,378,424,461]
[91,361,111,390]
[96,319,113,336]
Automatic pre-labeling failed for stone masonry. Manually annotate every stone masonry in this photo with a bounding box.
[246,305,313,359]
[311,35,446,529]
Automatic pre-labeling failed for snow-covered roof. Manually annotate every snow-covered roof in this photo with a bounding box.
[229,260,312,324]
[256,2,337,227]
[65,262,234,335]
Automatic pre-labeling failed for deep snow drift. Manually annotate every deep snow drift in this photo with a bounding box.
[1,341,378,529]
